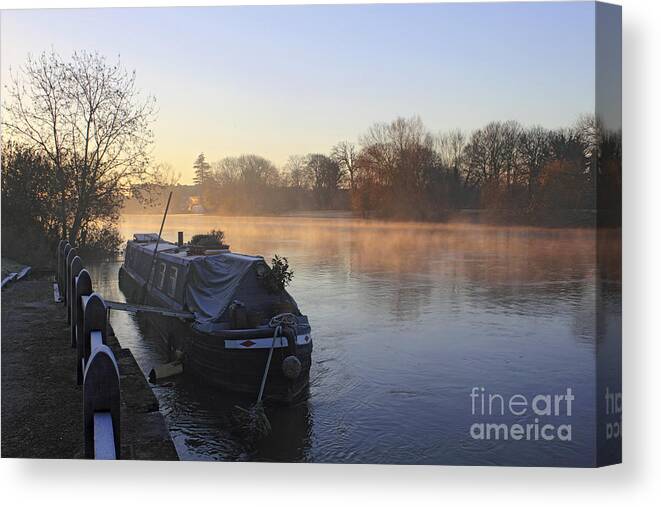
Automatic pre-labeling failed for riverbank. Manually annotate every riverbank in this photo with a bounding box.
[1,275,178,460]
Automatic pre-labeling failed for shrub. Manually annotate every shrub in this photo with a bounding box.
[263,255,294,293]
[190,229,225,247]
[78,224,123,259]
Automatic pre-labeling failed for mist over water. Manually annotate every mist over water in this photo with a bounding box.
[86,214,620,465]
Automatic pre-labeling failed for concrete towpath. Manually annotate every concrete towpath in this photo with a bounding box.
[1,275,178,460]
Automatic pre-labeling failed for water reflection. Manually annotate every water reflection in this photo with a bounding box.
[82,215,620,465]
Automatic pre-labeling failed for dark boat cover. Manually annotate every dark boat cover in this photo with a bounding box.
[185,253,264,323]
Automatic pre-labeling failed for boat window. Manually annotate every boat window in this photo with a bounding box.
[166,266,178,297]
[157,262,167,289]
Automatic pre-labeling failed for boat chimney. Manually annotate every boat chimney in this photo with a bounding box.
[177,231,184,246]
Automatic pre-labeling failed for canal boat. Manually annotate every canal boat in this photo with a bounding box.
[118,233,312,403]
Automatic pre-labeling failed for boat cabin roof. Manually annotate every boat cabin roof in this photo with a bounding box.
[133,233,161,242]
[128,235,263,266]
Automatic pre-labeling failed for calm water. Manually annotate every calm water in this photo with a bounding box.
[86,214,621,466]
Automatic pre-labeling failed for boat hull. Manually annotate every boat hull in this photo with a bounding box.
[118,265,312,403]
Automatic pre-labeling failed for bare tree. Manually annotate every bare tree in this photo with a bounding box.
[355,117,445,218]
[501,120,522,190]
[437,129,465,176]
[283,155,311,190]
[2,51,157,245]
[518,126,550,202]
[358,116,432,187]
[437,129,466,208]
[305,153,342,208]
[482,121,507,183]
[464,121,519,186]
[153,161,181,189]
[330,141,357,190]
[207,154,281,213]
[575,113,601,183]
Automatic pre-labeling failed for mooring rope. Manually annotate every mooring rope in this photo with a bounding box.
[268,312,297,329]
[232,313,299,441]
[256,324,281,404]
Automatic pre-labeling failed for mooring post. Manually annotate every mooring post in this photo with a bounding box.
[77,293,107,385]
[83,344,120,459]
[65,247,77,323]
[69,256,83,331]
[178,231,184,246]
[73,269,93,349]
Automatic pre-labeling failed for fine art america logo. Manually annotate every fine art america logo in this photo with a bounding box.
[604,387,622,440]
[469,387,574,442]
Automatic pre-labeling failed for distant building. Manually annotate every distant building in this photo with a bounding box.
[187,196,206,214]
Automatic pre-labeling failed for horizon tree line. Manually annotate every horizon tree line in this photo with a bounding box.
[187,114,621,223]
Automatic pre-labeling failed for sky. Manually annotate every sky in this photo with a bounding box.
[1,2,598,184]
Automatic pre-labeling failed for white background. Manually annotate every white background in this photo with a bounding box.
[1,0,659,505]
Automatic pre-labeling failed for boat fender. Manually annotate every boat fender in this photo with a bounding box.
[281,323,301,379]
[282,355,302,380]
[283,326,297,356]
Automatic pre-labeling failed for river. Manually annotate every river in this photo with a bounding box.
[85,214,621,466]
